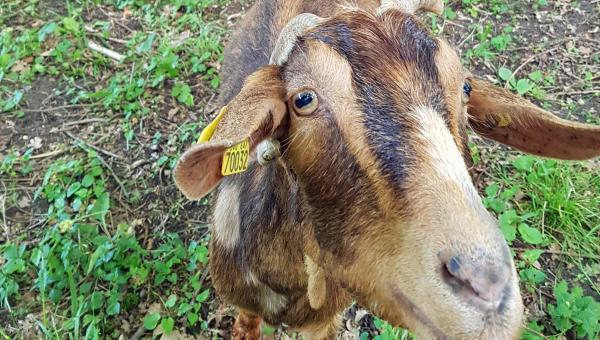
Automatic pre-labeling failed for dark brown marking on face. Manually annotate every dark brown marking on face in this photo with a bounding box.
[305,10,447,194]
[289,113,382,262]
[231,162,302,275]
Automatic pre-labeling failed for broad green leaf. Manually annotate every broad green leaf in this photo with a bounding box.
[498,67,513,82]
[90,192,110,224]
[0,53,11,68]
[262,325,276,336]
[499,210,518,242]
[178,302,193,317]
[3,90,24,111]
[90,292,104,310]
[67,182,82,198]
[161,317,174,335]
[106,299,120,316]
[518,223,544,245]
[80,282,92,294]
[38,22,57,42]
[485,183,500,197]
[63,17,80,33]
[522,249,544,264]
[196,289,210,303]
[4,259,25,274]
[165,294,177,308]
[3,244,22,259]
[521,320,545,340]
[553,281,569,300]
[500,186,520,200]
[82,174,94,187]
[513,156,535,172]
[500,224,516,243]
[520,268,546,284]
[137,32,156,54]
[443,7,457,20]
[89,166,103,177]
[210,77,220,89]
[143,312,161,330]
[187,312,198,326]
[516,79,533,95]
[87,242,110,274]
[528,70,543,82]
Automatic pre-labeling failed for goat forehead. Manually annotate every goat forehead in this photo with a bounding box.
[290,11,449,194]
[305,10,442,95]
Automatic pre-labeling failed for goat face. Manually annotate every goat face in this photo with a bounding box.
[175,8,600,340]
[280,11,522,339]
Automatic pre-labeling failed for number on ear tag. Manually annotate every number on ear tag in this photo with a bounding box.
[221,139,250,176]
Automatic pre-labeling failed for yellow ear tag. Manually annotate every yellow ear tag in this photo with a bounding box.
[221,139,250,176]
[496,112,512,128]
[197,106,228,144]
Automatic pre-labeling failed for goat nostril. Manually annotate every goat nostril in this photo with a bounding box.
[488,271,500,285]
[446,256,461,275]
[441,256,510,309]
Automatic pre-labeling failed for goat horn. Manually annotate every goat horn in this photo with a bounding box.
[270,13,325,65]
[379,0,444,15]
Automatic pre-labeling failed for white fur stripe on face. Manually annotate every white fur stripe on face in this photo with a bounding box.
[213,182,241,249]
[412,106,480,206]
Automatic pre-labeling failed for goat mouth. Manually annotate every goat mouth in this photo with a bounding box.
[389,285,449,340]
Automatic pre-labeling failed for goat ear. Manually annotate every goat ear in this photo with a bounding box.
[174,66,287,200]
[466,77,600,160]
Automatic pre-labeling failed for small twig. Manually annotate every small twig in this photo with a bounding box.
[129,324,146,340]
[76,143,129,196]
[112,18,134,34]
[64,131,124,160]
[21,103,97,113]
[30,148,67,160]
[541,202,546,236]
[87,41,125,62]
[62,118,107,127]
[444,20,466,29]
[513,247,600,260]
[101,158,128,196]
[199,267,210,285]
[128,159,150,171]
[457,24,479,48]
[552,89,599,97]
[84,26,128,44]
[522,325,548,339]
[0,183,9,243]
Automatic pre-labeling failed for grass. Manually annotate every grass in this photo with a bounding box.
[1,0,226,338]
[480,154,600,339]
[1,0,599,339]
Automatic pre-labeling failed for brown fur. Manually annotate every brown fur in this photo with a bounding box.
[174,1,600,339]
[217,0,381,105]
[232,310,262,340]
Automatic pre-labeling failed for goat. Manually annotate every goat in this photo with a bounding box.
[174,0,600,338]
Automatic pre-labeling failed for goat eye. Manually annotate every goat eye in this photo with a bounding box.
[463,82,472,97]
[292,91,318,116]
